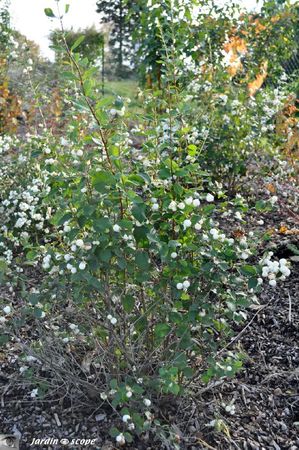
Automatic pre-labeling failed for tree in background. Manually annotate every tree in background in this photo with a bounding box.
[50,27,105,65]
[0,0,11,56]
[0,0,23,134]
[96,0,140,77]
[134,0,298,88]
[8,31,57,105]
[50,27,106,93]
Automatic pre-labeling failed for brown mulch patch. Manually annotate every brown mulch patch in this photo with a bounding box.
[185,261,299,450]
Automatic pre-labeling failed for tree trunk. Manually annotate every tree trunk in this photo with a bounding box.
[118,0,123,75]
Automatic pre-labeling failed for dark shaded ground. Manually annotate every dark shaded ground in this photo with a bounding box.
[184,261,299,450]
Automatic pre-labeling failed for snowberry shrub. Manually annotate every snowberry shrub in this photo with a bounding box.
[135,0,298,189]
[0,2,293,445]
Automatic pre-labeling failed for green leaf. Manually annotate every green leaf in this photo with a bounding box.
[83,79,93,96]
[169,311,182,324]
[58,212,73,226]
[187,144,197,156]
[134,316,148,332]
[240,265,257,276]
[158,168,172,179]
[124,433,133,443]
[126,174,146,186]
[122,295,135,313]
[116,257,126,270]
[96,97,114,108]
[132,204,147,223]
[164,157,179,172]
[82,273,103,291]
[93,217,110,232]
[65,4,70,13]
[26,250,38,261]
[28,293,40,306]
[71,35,85,52]
[0,259,8,273]
[287,243,299,256]
[110,379,118,389]
[133,225,149,245]
[168,383,180,395]
[61,71,77,81]
[183,366,193,378]
[89,278,103,291]
[135,250,150,270]
[77,215,86,228]
[0,335,10,346]
[201,368,214,384]
[84,67,99,79]
[109,427,120,438]
[82,204,96,217]
[135,271,151,283]
[98,249,112,263]
[248,277,258,289]
[255,200,267,211]
[154,323,171,339]
[44,8,55,18]
[92,171,116,192]
[73,99,89,112]
[34,308,44,319]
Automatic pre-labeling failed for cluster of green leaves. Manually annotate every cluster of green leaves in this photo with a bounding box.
[0,0,11,57]
[133,0,298,185]
[50,27,105,65]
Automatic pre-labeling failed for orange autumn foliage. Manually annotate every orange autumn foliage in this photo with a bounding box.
[0,57,22,134]
[279,225,299,236]
[223,35,247,55]
[265,183,276,194]
[0,79,22,134]
[221,30,268,95]
[222,35,247,77]
[247,60,268,97]
[276,96,299,160]
[222,11,290,95]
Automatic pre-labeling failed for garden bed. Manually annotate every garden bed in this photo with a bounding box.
[0,193,298,450]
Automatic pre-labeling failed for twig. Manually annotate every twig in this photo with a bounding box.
[196,379,225,396]
[216,302,269,356]
[288,291,292,323]
[54,413,61,427]
[55,1,124,218]
[241,385,247,407]
[197,437,217,450]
